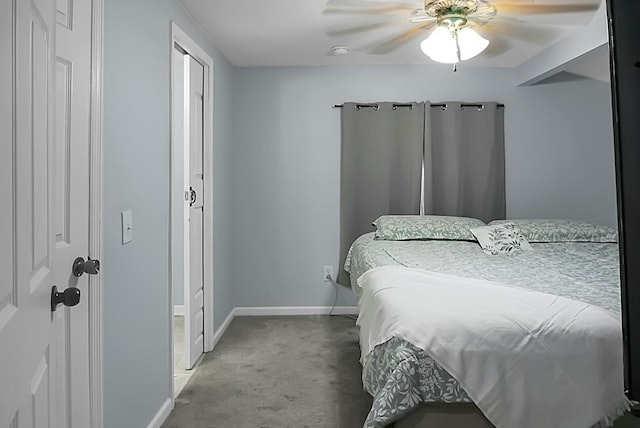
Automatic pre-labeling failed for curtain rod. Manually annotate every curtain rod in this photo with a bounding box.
[333,103,505,109]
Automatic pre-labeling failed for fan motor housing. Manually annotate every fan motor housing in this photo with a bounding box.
[425,0,479,18]
[438,13,469,29]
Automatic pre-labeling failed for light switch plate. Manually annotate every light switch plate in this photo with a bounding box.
[121,210,133,244]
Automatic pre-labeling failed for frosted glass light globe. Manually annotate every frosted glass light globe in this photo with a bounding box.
[457,27,489,61]
[420,27,459,64]
[420,26,489,64]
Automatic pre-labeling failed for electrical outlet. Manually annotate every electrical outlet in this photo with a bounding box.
[323,265,334,282]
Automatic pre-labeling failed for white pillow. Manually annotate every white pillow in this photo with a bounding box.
[470,223,532,255]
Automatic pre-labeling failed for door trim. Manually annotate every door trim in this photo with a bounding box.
[169,22,215,399]
[89,0,104,426]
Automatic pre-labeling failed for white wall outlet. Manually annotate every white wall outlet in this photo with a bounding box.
[323,265,334,282]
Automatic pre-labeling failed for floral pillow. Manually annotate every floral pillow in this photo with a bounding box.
[487,219,617,243]
[373,215,486,241]
[470,223,533,255]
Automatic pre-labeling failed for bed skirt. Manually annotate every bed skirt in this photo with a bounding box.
[391,403,638,428]
[391,403,493,428]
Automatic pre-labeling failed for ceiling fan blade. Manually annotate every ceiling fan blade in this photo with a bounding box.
[473,17,563,44]
[325,0,416,8]
[368,23,434,54]
[496,3,599,15]
[324,6,416,15]
[327,18,413,37]
[324,0,417,15]
[489,0,595,3]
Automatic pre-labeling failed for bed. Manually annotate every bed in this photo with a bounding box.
[344,216,628,428]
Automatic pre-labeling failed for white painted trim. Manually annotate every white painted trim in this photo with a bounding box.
[182,54,192,368]
[211,308,236,350]
[168,43,180,406]
[173,305,185,316]
[202,42,215,355]
[146,398,173,428]
[88,0,104,426]
[234,306,359,316]
[211,306,357,344]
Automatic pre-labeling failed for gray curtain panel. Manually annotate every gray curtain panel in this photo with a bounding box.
[423,102,505,224]
[338,102,425,285]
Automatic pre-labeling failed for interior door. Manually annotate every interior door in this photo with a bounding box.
[53,0,93,426]
[185,55,205,369]
[0,0,59,426]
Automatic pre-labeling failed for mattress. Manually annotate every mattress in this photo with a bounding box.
[344,233,621,428]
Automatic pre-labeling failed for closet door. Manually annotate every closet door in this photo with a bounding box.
[184,55,205,369]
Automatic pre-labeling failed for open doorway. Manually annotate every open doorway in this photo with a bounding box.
[170,22,215,398]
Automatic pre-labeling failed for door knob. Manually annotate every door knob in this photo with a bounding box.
[51,286,80,312]
[72,257,100,277]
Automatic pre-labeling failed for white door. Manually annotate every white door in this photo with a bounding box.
[53,0,94,426]
[184,55,205,369]
[0,0,59,426]
[0,0,95,426]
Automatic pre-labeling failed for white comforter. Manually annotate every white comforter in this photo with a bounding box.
[357,266,628,428]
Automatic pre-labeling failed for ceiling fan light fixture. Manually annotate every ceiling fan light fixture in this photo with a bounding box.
[420,27,460,63]
[420,25,488,64]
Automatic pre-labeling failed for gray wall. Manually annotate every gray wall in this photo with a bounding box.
[103,1,234,426]
[230,66,617,308]
[505,74,617,224]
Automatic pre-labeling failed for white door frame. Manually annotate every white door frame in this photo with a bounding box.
[88,0,104,426]
[169,22,215,398]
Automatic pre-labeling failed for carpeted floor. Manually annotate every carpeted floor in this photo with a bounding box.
[162,315,373,428]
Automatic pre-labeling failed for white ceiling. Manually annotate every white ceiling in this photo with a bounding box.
[179,0,602,69]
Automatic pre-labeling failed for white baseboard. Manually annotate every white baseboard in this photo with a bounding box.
[234,306,358,316]
[173,305,185,316]
[147,397,172,428]
[210,307,236,351]
[205,306,356,352]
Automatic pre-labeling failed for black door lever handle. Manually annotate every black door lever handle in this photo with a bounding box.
[190,187,197,206]
[72,257,100,277]
[51,286,80,312]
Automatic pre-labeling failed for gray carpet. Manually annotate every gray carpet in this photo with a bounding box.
[162,315,373,428]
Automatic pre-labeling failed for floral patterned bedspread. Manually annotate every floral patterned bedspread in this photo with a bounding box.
[344,233,621,428]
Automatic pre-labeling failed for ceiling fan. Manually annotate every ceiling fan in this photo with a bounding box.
[324,0,600,68]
